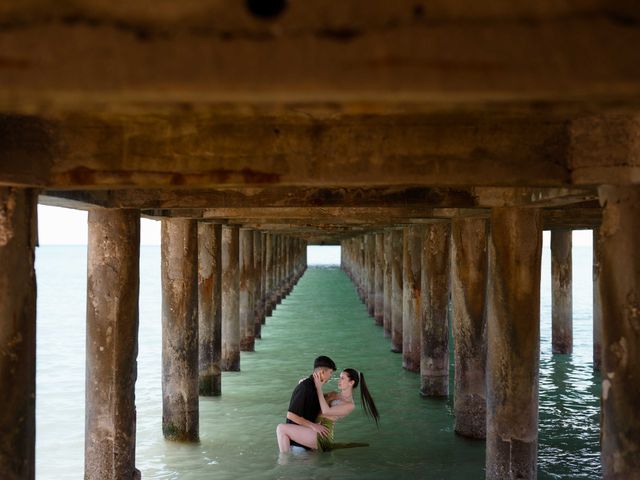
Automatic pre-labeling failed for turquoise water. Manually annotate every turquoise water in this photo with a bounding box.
[35,246,600,479]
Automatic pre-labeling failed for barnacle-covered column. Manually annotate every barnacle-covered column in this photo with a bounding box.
[161,218,199,441]
[85,208,140,480]
[452,217,488,438]
[598,185,640,478]
[198,223,222,396]
[0,188,37,480]
[420,222,451,396]
[402,226,423,372]
[486,208,542,479]
[551,229,573,354]
[239,228,255,352]
[221,225,240,371]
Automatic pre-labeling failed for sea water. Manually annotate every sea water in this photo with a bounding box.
[35,246,600,479]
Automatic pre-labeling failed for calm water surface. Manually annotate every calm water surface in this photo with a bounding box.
[35,246,600,479]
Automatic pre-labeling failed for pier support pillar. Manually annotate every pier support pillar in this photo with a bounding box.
[420,223,451,396]
[239,229,255,352]
[486,207,542,480]
[402,226,423,372]
[198,223,222,396]
[366,234,376,316]
[452,217,488,439]
[374,233,384,326]
[598,185,640,479]
[221,225,240,371]
[161,219,199,442]
[593,228,602,371]
[391,230,404,353]
[253,231,264,338]
[264,234,274,317]
[551,229,573,354]
[383,231,392,338]
[0,188,37,480]
[86,209,140,480]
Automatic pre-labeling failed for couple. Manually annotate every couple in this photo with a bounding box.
[276,355,379,453]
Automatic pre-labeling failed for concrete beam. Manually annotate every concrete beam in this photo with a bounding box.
[1,2,640,108]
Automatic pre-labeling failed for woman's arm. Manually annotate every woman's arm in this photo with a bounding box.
[313,372,355,417]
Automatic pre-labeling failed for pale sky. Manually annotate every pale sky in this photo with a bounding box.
[37,205,594,250]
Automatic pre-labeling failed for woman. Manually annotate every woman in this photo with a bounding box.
[276,368,379,452]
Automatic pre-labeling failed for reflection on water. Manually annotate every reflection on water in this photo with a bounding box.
[36,247,600,479]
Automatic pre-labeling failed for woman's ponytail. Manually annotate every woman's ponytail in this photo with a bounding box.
[358,372,380,427]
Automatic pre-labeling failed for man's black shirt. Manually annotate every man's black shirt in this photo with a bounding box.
[286,375,320,449]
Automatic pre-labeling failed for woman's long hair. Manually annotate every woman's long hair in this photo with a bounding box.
[343,368,380,427]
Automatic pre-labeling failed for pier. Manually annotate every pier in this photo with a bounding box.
[1,1,640,478]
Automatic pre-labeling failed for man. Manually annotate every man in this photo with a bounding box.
[280,355,336,451]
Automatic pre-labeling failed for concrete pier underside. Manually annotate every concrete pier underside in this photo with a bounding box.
[2,1,639,477]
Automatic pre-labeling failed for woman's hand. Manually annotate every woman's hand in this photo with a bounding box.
[312,371,323,389]
[310,421,330,438]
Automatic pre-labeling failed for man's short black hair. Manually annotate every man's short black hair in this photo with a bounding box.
[314,355,336,370]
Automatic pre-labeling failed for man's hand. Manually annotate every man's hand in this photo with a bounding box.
[310,422,330,438]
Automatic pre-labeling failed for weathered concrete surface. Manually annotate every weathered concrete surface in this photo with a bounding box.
[274,235,283,305]
[391,229,403,353]
[239,228,255,352]
[593,228,602,371]
[451,216,488,439]
[383,231,392,338]
[402,226,422,372]
[420,223,451,397]
[161,219,199,442]
[486,207,542,480]
[198,223,222,396]
[264,233,274,317]
[374,233,384,326]
[0,188,37,480]
[221,225,240,372]
[597,185,640,479]
[253,230,263,337]
[551,229,573,354]
[366,234,376,317]
[85,208,140,480]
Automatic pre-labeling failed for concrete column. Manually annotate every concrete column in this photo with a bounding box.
[260,233,267,323]
[357,237,366,301]
[402,226,422,372]
[366,234,376,316]
[285,237,292,294]
[383,231,393,338]
[391,229,404,353]
[85,209,140,480]
[221,225,240,371]
[198,223,222,396]
[551,229,573,354]
[452,217,488,439]
[374,232,384,326]
[0,188,37,480]
[360,236,367,303]
[253,231,264,338]
[598,185,640,478]
[161,219,199,442]
[264,233,274,316]
[274,235,282,304]
[239,228,255,352]
[486,207,542,480]
[420,222,451,397]
[592,228,602,371]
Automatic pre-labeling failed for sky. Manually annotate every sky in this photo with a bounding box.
[37,205,594,254]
